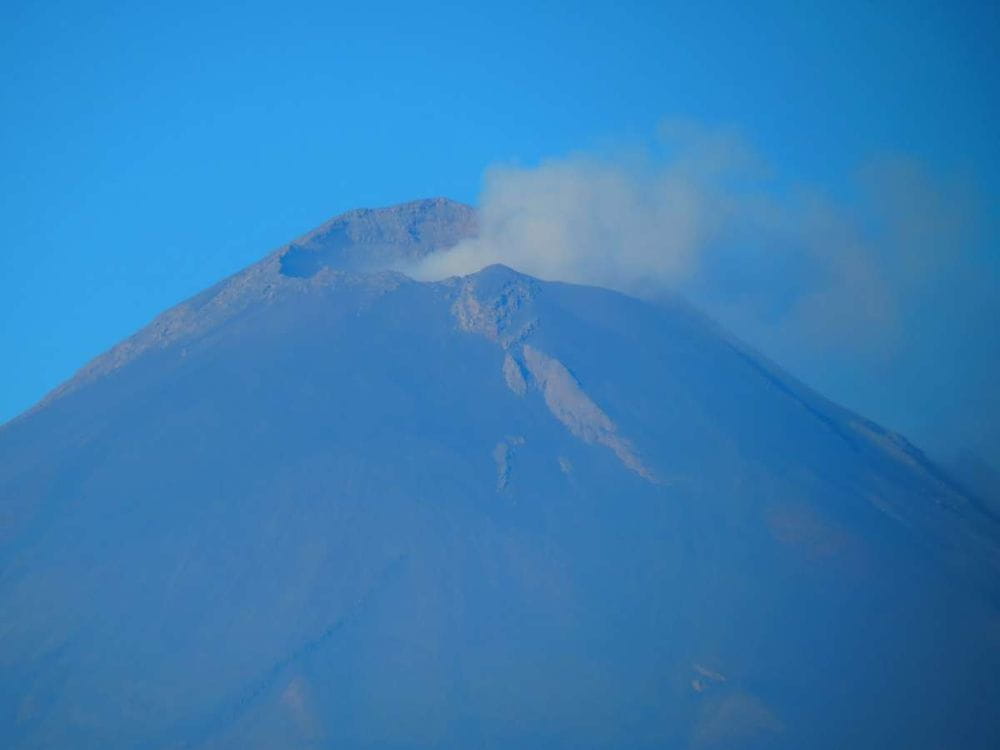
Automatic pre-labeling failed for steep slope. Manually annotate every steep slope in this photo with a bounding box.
[1,199,999,749]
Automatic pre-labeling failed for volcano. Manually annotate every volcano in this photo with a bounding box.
[2,198,998,749]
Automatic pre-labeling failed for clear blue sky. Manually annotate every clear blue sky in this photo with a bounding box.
[2,0,998,427]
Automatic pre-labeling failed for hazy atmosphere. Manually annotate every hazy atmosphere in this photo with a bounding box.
[3,2,1000,748]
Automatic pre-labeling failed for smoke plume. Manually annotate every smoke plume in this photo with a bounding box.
[409,122,1000,501]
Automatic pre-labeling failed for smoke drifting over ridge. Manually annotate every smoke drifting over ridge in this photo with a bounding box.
[410,122,1000,499]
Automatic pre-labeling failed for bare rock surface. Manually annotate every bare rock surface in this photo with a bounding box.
[280,196,477,277]
[520,344,655,481]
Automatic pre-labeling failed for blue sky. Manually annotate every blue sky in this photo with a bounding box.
[2,0,998,477]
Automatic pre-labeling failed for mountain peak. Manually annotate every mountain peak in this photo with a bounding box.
[26,199,476,413]
[278,196,476,277]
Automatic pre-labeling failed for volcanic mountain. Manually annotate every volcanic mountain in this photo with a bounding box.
[2,197,999,749]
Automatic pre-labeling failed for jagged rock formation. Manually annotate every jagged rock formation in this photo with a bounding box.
[35,198,474,410]
[280,196,477,277]
[2,198,999,750]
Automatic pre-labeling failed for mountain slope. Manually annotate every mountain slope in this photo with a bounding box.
[1,198,999,749]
